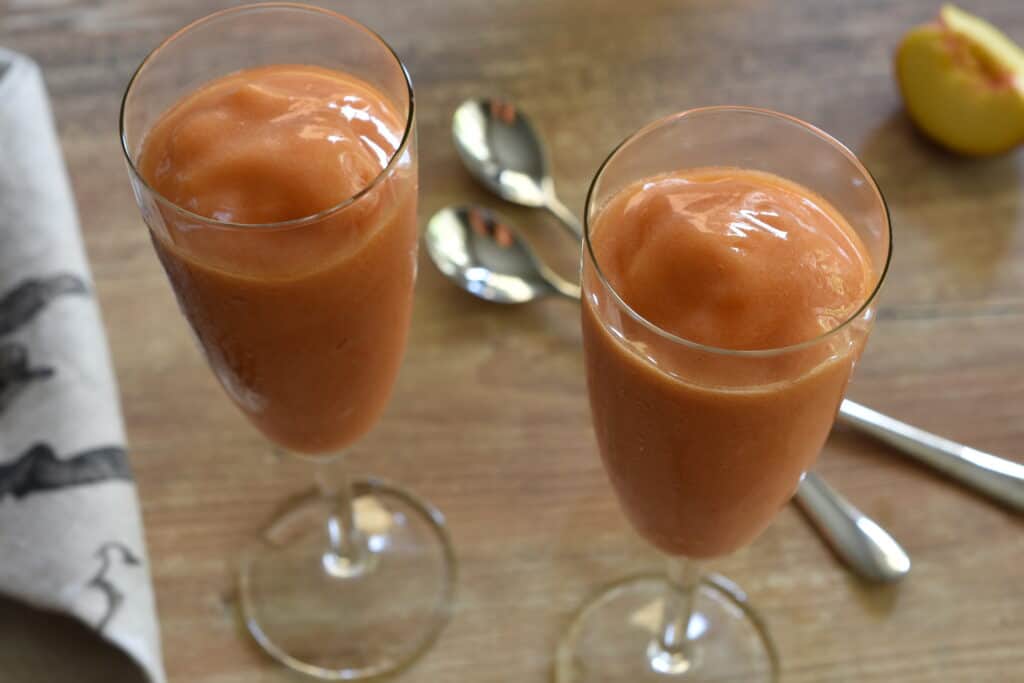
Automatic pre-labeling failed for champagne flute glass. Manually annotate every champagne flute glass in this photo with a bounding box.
[558,106,891,682]
[120,4,454,679]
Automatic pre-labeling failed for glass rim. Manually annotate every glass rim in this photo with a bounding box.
[118,1,415,232]
[583,105,893,359]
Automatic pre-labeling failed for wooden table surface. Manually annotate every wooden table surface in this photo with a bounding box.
[2,1,1023,681]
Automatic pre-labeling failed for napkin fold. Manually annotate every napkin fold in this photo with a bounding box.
[0,47,165,683]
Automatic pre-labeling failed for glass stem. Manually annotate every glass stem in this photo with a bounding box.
[314,457,367,577]
[648,556,701,675]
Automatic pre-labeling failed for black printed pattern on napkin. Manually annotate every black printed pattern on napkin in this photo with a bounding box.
[0,443,132,500]
[0,343,53,414]
[0,271,140,633]
[0,272,133,498]
[0,273,88,336]
[88,542,142,632]
[0,273,87,417]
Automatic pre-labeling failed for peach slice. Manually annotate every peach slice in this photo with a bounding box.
[895,4,1024,156]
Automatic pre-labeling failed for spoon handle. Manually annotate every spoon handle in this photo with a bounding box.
[544,269,582,301]
[839,400,1024,513]
[794,472,911,583]
[547,275,582,301]
[544,195,584,240]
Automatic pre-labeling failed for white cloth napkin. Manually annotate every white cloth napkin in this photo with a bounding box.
[0,48,165,683]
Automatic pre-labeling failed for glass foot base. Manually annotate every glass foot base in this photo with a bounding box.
[240,477,456,680]
[556,573,779,682]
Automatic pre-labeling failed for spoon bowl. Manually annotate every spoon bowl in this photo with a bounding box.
[453,99,548,207]
[425,205,579,304]
[452,98,583,238]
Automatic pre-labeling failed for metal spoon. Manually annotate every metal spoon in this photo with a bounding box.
[425,203,911,583]
[425,205,580,304]
[838,400,1024,513]
[793,473,911,583]
[452,98,583,239]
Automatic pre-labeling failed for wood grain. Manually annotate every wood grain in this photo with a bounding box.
[2,1,1022,681]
